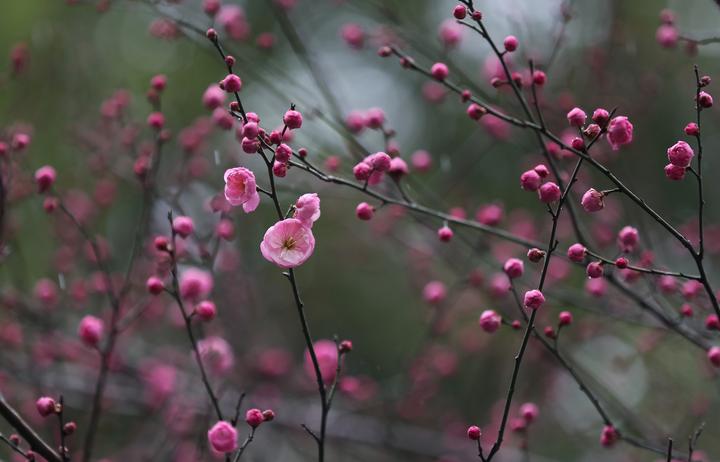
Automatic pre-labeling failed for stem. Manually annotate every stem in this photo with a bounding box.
[0,394,62,462]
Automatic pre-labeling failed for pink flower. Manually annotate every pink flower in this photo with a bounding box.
[559,311,573,326]
[172,216,194,238]
[503,258,524,279]
[607,116,633,150]
[437,225,453,242]
[78,315,104,347]
[221,74,242,93]
[355,202,374,220]
[479,310,501,333]
[345,111,366,133]
[519,169,541,191]
[260,218,316,268]
[36,397,56,417]
[656,24,678,48]
[467,425,481,440]
[617,226,639,252]
[245,408,265,428]
[198,336,235,376]
[665,163,686,180]
[708,346,720,367]
[411,150,433,172]
[523,289,545,310]
[567,243,586,262]
[600,425,618,447]
[283,109,303,129]
[698,91,713,108]
[566,107,587,127]
[203,84,226,109]
[224,167,260,213]
[581,188,604,212]
[586,262,603,279]
[439,20,463,48]
[34,166,56,193]
[208,421,238,453]
[503,35,519,52]
[430,62,449,81]
[294,193,321,228]
[216,5,250,41]
[667,140,694,167]
[340,23,365,49]
[179,268,214,300]
[388,157,408,177]
[520,402,539,423]
[538,182,561,203]
[195,300,217,321]
[422,281,447,304]
[305,339,338,383]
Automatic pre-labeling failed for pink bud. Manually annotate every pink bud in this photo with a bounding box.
[355,202,374,220]
[558,311,573,326]
[586,261,603,279]
[664,163,686,181]
[538,182,561,203]
[503,35,518,52]
[617,226,639,252]
[591,108,610,126]
[698,91,713,108]
[172,216,194,238]
[146,276,164,295]
[479,310,501,333]
[78,315,104,347]
[600,425,618,447]
[523,289,545,310]
[532,70,546,86]
[567,243,586,262]
[519,402,539,423]
[368,152,391,172]
[275,143,292,163]
[283,109,303,129]
[437,226,453,242]
[147,112,165,130]
[684,122,699,136]
[221,74,242,93]
[503,258,524,278]
[519,169,541,191]
[466,103,486,120]
[245,408,264,428]
[566,107,587,127]
[581,188,604,212]
[208,421,238,453]
[452,5,467,19]
[615,257,628,269]
[195,300,217,321]
[709,346,720,367]
[667,140,694,167]
[150,74,167,92]
[34,166,57,193]
[467,425,482,440]
[430,62,449,81]
[680,303,693,317]
[705,314,720,330]
[36,397,56,417]
[272,160,287,177]
[527,248,545,262]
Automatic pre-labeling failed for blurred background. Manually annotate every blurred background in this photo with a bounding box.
[1,0,720,461]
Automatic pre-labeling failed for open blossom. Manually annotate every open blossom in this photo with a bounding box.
[208,421,238,453]
[305,339,338,383]
[294,193,321,228]
[260,218,316,268]
[224,167,260,213]
[667,140,694,167]
[198,336,235,376]
[606,116,633,150]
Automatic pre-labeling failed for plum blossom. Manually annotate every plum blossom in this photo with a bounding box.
[260,218,316,268]
[224,167,260,213]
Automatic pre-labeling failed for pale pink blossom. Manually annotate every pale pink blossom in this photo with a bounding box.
[294,193,321,228]
[224,167,260,213]
[260,218,316,268]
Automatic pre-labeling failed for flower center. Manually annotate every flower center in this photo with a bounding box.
[282,237,297,251]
